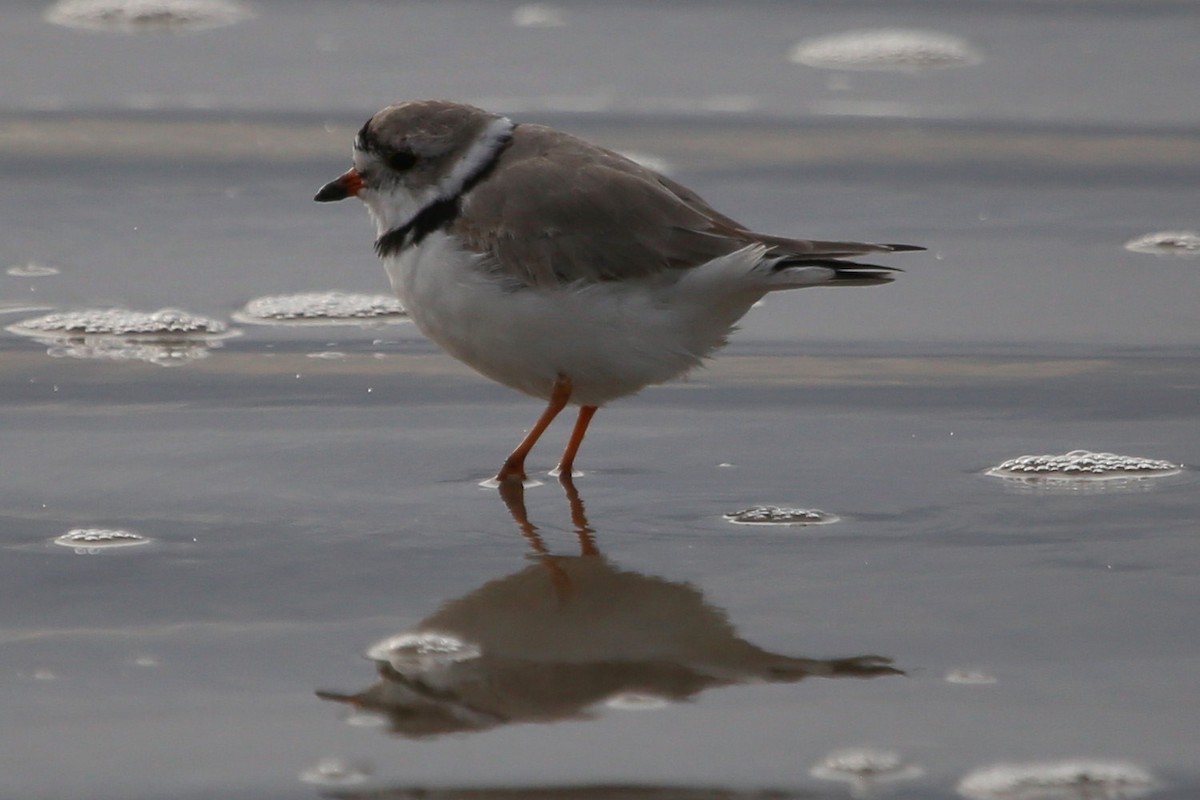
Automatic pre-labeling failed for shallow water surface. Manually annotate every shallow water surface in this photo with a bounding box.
[2,2,1199,799]
[3,346,1197,799]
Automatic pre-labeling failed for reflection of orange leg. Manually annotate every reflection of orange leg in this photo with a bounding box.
[496,475,574,600]
[495,375,572,482]
[555,405,598,478]
[497,472,548,554]
[558,472,599,556]
[539,555,574,605]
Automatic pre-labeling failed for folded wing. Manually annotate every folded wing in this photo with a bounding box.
[454,124,921,287]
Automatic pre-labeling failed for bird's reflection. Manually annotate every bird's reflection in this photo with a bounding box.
[318,477,901,738]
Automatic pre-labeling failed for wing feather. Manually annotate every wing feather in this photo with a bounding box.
[453,124,920,287]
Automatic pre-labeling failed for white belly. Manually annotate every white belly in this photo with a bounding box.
[382,234,766,406]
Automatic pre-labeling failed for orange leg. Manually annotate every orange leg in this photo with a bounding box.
[495,375,573,483]
[555,405,598,478]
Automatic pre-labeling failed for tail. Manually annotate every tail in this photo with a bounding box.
[761,239,922,288]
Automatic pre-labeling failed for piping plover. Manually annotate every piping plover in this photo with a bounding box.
[316,100,921,483]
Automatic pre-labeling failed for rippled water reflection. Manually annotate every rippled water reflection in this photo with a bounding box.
[319,480,900,739]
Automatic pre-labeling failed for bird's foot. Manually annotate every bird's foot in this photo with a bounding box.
[480,464,543,489]
[547,465,584,479]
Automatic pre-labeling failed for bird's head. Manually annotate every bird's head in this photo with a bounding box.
[315,100,513,241]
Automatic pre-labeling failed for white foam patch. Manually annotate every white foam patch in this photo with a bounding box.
[812,748,924,792]
[297,758,372,788]
[724,506,839,526]
[54,528,151,553]
[790,29,982,71]
[342,711,387,729]
[366,631,482,673]
[10,308,228,337]
[1124,230,1200,257]
[945,669,998,685]
[512,3,565,28]
[6,263,61,277]
[8,308,235,366]
[987,450,1181,484]
[44,0,253,33]
[957,759,1157,800]
[51,338,216,366]
[233,292,407,326]
[604,692,671,711]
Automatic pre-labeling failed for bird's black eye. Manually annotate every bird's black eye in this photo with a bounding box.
[385,148,417,172]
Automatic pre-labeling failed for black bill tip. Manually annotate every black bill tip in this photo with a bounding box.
[314,168,364,203]
[314,179,350,202]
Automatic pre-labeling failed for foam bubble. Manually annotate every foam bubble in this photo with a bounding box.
[812,748,923,795]
[10,308,227,337]
[8,308,235,367]
[48,338,217,366]
[54,528,151,553]
[987,450,1181,485]
[790,29,982,71]
[724,506,839,526]
[366,631,482,673]
[957,759,1157,800]
[6,263,60,277]
[945,669,998,685]
[297,758,372,788]
[604,692,671,711]
[512,3,565,28]
[45,0,253,33]
[234,292,407,326]
[342,711,388,729]
[1124,230,1200,257]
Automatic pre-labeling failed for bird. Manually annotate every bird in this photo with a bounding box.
[315,100,921,484]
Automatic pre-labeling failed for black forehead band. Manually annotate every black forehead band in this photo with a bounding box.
[354,118,375,152]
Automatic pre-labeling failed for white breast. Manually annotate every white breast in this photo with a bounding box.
[382,234,768,406]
